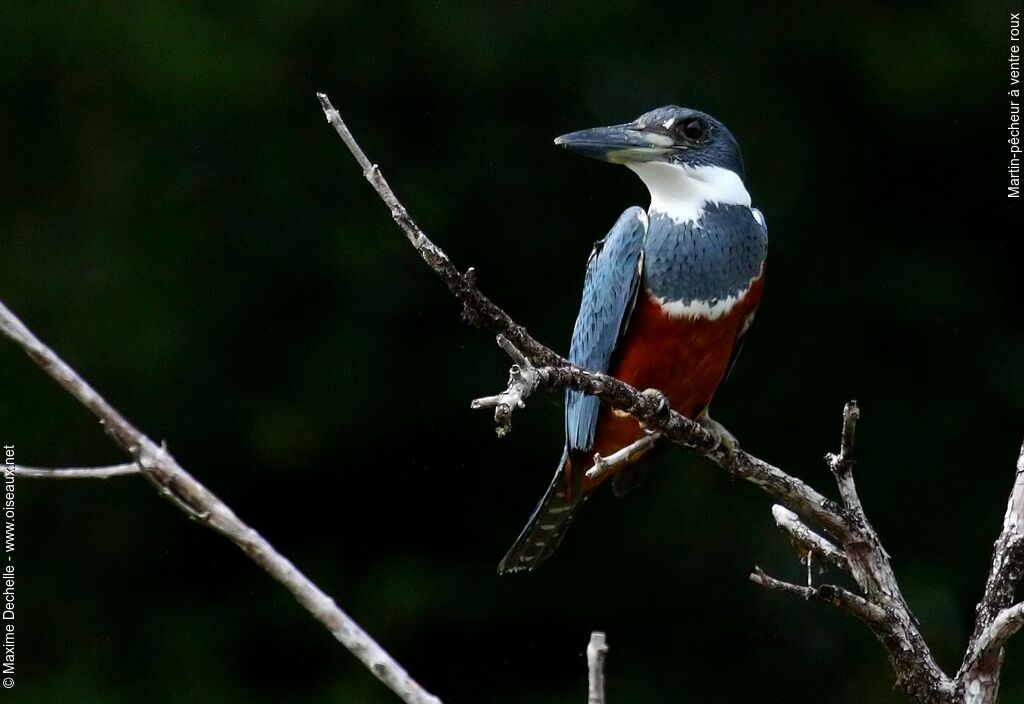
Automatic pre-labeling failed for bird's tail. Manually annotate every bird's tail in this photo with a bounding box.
[497,447,584,574]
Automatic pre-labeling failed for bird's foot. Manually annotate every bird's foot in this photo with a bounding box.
[698,414,739,453]
[640,388,671,420]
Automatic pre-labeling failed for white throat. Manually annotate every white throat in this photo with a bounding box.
[626,162,750,223]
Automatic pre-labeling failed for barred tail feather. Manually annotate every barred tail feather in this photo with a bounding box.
[497,448,583,574]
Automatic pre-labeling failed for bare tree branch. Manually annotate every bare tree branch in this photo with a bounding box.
[317,94,1024,704]
[972,440,1024,631]
[751,404,955,701]
[587,631,608,704]
[0,299,443,704]
[957,442,1024,703]
[822,403,951,700]
[12,463,140,479]
[962,600,1024,704]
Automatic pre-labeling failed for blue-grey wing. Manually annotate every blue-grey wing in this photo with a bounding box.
[723,207,769,380]
[565,207,648,452]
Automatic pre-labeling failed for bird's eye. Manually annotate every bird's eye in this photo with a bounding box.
[681,118,706,141]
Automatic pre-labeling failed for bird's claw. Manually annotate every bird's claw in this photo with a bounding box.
[640,388,671,419]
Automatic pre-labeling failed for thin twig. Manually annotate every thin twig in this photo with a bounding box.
[496,334,530,367]
[771,504,849,572]
[587,432,661,482]
[750,567,886,624]
[0,299,442,704]
[317,93,372,172]
[12,463,140,479]
[826,400,864,513]
[587,631,608,704]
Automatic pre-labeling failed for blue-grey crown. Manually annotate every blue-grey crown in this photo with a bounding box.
[629,106,746,178]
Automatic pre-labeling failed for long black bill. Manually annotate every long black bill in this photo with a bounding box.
[553,123,673,163]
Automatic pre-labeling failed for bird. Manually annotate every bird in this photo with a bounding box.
[497,105,767,574]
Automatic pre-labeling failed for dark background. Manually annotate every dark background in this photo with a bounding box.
[2,2,1022,702]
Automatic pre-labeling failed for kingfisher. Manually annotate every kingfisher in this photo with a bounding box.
[497,106,767,574]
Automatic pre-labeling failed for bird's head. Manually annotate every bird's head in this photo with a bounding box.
[555,106,750,221]
[555,106,744,177]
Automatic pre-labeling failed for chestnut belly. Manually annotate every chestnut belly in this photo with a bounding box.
[589,278,764,463]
